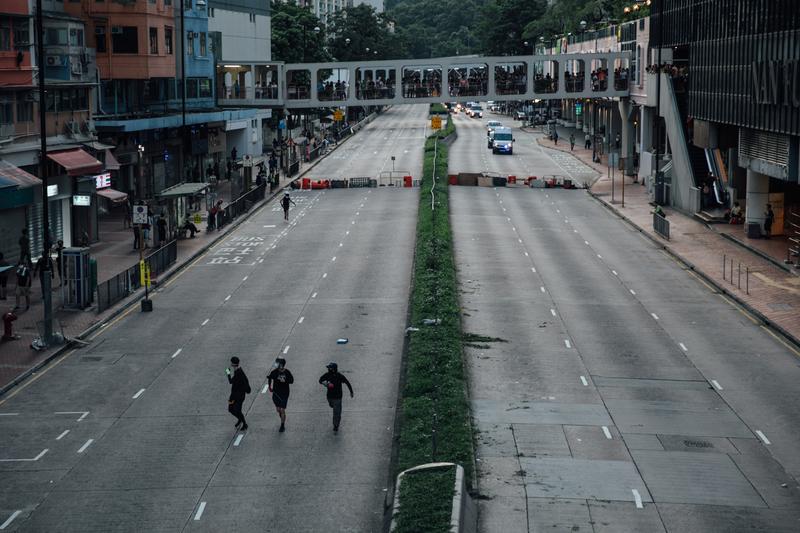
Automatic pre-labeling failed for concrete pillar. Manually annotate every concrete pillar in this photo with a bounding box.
[618,99,636,175]
[745,169,769,229]
[640,106,653,153]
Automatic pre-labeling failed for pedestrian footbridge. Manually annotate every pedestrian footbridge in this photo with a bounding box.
[217,52,631,109]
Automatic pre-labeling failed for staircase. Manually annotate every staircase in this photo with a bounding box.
[658,74,699,212]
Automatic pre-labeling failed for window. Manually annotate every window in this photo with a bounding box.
[164,0,172,5]
[13,18,29,48]
[95,26,106,53]
[45,28,68,45]
[199,78,211,97]
[0,19,10,51]
[186,31,194,55]
[69,28,83,47]
[164,27,173,54]
[112,26,138,53]
[209,7,214,17]
[149,27,158,54]
[199,32,206,56]
[186,78,198,98]
[16,94,33,122]
[0,102,13,125]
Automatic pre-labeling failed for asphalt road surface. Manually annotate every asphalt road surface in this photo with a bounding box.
[0,105,427,532]
[449,110,800,532]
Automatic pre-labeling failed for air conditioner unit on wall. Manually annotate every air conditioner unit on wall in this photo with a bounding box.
[46,55,64,67]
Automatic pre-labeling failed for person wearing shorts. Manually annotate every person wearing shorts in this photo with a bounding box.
[267,358,294,432]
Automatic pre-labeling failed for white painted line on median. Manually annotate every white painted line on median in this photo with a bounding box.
[56,430,70,441]
[339,242,343,247]
[132,388,145,399]
[201,319,210,326]
[585,240,589,245]
[345,231,350,235]
[630,289,636,295]
[264,225,276,228]
[518,238,523,243]
[540,286,546,293]
[234,434,244,447]
[550,309,557,317]
[602,426,612,439]
[322,273,328,279]
[298,316,305,324]
[612,270,618,276]
[679,342,688,352]
[597,254,603,259]
[194,502,207,521]
[531,267,536,273]
[352,221,355,224]
[564,339,572,349]
[283,346,290,354]
[524,252,529,257]
[0,413,19,416]
[33,449,48,461]
[0,511,22,530]
[0,449,49,463]
[580,375,588,386]
[242,276,248,281]
[632,489,643,509]
[312,292,317,298]
[651,313,659,320]
[711,380,723,391]
[756,430,771,445]
[224,295,231,301]
[77,439,94,454]
[512,227,516,231]
[171,348,182,359]
[332,256,337,262]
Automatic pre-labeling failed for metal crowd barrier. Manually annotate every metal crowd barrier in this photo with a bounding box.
[653,212,670,240]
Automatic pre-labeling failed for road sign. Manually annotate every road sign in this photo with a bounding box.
[334,110,344,122]
[132,205,148,224]
[431,116,442,130]
[243,154,253,167]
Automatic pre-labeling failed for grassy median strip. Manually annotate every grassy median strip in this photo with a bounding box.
[393,116,471,532]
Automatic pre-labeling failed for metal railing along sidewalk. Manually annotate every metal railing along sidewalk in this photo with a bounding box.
[653,212,670,240]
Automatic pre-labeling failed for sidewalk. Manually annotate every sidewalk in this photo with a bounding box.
[0,137,349,395]
[537,126,800,347]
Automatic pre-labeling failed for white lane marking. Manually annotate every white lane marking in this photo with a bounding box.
[632,489,643,509]
[33,449,48,460]
[356,212,360,216]
[602,426,612,440]
[352,221,355,224]
[224,295,231,301]
[201,319,210,326]
[132,388,146,399]
[261,384,269,394]
[298,316,305,324]
[580,375,588,386]
[259,259,264,264]
[345,231,350,235]
[651,313,659,320]
[540,286,546,293]
[77,439,94,454]
[242,276,248,281]
[711,380,723,391]
[597,254,603,259]
[507,217,511,221]
[531,267,536,273]
[574,229,578,233]
[171,348,182,359]
[0,413,19,416]
[679,343,688,352]
[194,502,207,521]
[518,238,523,243]
[339,243,343,247]
[502,208,507,212]
[0,511,22,530]
[564,339,572,349]
[283,346,290,354]
[550,309,557,317]
[0,449,49,463]
[512,227,516,231]
[612,270,618,276]
[556,209,560,213]
[524,252,529,257]
[55,411,90,421]
[264,225,276,228]
[56,430,70,441]
[630,289,637,295]
[234,434,244,447]
[585,240,590,245]
[312,292,317,298]
[322,273,328,279]
[756,430,771,445]
[332,256,337,262]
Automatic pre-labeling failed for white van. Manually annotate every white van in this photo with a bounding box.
[491,126,514,155]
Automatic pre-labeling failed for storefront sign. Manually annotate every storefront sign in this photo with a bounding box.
[47,184,59,197]
[73,194,91,206]
[94,172,112,189]
[575,102,583,116]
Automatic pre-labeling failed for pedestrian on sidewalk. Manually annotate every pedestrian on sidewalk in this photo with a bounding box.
[281,192,296,221]
[18,228,30,264]
[157,214,167,245]
[33,253,54,299]
[13,259,32,311]
[569,133,575,151]
[54,240,64,287]
[133,223,141,250]
[585,132,591,150]
[318,362,353,432]
[0,253,9,300]
[764,204,775,239]
[227,356,251,431]
[268,357,294,432]
[215,200,225,230]
[208,203,217,231]
[552,130,559,145]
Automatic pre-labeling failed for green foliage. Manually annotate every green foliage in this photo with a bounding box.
[270,1,331,63]
[429,103,448,115]
[393,468,456,533]
[387,0,485,58]
[327,4,406,60]
[477,0,548,55]
[522,0,635,41]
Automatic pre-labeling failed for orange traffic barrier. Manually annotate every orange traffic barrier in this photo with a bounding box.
[302,178,311,189]
[404,175,413,188]
[448,174,458,185]
[508,175,517,184]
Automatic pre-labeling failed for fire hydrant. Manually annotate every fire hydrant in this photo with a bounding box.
[2,311,18,341]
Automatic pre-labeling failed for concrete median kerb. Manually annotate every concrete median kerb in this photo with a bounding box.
[0,120,367,399]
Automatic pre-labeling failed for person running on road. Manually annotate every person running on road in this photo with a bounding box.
[227,356,251,431]
[281,191,296,221]
[318,362,353,432]
[267,357,294,432]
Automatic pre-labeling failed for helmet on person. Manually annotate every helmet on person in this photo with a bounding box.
[326,362,338,372]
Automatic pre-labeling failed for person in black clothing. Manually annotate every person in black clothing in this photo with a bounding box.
[267,357,294,432]
[281,192,296,221]
[33,253,54,299]
[19,228,30,263]
[764,204,775,239]
[318,362,353,432]
[227,356,251,431]
[156,215,167,245]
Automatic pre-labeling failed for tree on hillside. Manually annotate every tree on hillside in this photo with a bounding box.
[477,0,548,55]
[522,0,631,41]
[271,1,330,63]
[388,0,484,58]
[327,4,406,61]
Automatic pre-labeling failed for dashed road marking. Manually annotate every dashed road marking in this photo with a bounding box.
[56,430,70,440]
[339,242,343,247]
[171,348,182,359]
[132,388,145,399]
[602,426,612,439]
[531,267,536,273]
[77,439,94,454]
[242,276,248,281]
[518,238,523,243]
[322,273,328,279]
[234,434,244,447]
[597,254,602,259]
[565,339,572,349]
[756,430,771,445]
[524,252,529,257]
[194,502,207,521]
[298,316,305,324]
[332,256,337,262]
[630,289,636,295]
[651,313,659,320]
[201,319,210,327]
[0,511,22,530]
[540,286,546,293]
[224,295,231,301]
[585,241,590,245]
[612,270,618,276]
[550,309,557,317]
[632,489,643,509]
[679,343,688,352]
[261,384,269,394]
[312,292,317,298]
[711,380,723,391]
[580,375,588,386]
[283,346,290,354]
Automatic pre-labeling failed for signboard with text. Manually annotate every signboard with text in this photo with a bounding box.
[431,116,442,130]
[94,172,111,189]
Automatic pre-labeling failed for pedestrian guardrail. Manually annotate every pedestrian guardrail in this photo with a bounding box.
[653,212,670,240]
[96,239,178,313]
[223,182,266,222]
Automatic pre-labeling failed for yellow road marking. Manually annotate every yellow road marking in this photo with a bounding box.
[762,326,800,357]
[685,269,718,292]
[0,348,77,407]
[717,293,759,324]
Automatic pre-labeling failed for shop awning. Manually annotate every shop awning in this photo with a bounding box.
[157,182,210,198]
[47,149,103,177]
[83,140,115,151]
[96,188,128,203]
[0,160,42,189]
[104,149,120,171]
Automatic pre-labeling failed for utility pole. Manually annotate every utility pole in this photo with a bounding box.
[180,0,187,182]
[35,0,53,345]
[654,0,664,205]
